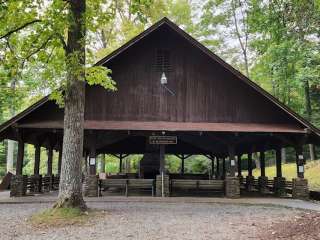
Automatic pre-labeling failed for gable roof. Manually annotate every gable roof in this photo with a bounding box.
[0,17,319,137]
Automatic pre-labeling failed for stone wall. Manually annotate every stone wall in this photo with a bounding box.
[225,177,240,198]
[258,176,269,194]
[274,177,286,197]
[292,178,309,200]
[246,176,255,192]
[30,175,42,193]
[156,174,170,197]
[10,175,27,197]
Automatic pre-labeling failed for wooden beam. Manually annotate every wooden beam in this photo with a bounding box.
[16,137,25,175]
[159,145,165,174]
[58,144,62,175]
[260,151,266,177]
[248,152,253,177]
[216,157,220,179]
[228,145,236,177]
[47,145,53,176]
[34,143,41,175]
[275,148,282,177]
[295,145,305,178]
[181,154,185,174]
[222,157,226,179]
[237,154,242,177]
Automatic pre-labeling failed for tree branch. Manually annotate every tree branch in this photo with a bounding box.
[24,35,54,61]
[56,33,68,52]
[0,19,41,40]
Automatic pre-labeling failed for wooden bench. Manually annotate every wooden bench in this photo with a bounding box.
[99,179,128,196]
[170,179,224,194]
[127,179,155,197]
[99,179,155,197]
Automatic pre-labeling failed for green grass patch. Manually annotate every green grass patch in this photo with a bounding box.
[30,207,104,228]
[243,160,320,191]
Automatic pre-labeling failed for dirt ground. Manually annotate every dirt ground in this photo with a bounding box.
[1,200,317,240]
[258,212,320,240]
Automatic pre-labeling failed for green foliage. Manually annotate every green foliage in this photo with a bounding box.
[86,66,116,90]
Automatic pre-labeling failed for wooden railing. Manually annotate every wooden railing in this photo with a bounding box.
[24,174,60,194]
[241,177,293,193]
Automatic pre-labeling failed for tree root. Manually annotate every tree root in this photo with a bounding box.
[53,195,87,211]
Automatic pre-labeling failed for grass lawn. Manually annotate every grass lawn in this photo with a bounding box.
[244,160,320,191]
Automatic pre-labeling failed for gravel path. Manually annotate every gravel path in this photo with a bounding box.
[0,201,305,240]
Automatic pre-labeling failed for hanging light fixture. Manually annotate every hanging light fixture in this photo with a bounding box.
[160,72,167,85]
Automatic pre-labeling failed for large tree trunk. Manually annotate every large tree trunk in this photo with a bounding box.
[6,80,16,173]
[55,0,86,210]
[304,79,316,160]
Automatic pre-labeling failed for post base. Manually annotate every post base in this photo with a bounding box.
[83,175,98,197]
[245,176,255,191]
[30,175,42,193]
[274,177,286,197]
[156,174,169,197]
[258,176,269,194]
[10,175,27,197]
[225,177,240,198]
[292,178,309,200]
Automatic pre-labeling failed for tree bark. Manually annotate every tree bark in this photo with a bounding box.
[6,80,16,173]
[54,0,87,210]
[304,79,316,160]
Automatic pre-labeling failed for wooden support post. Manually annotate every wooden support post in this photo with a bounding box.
[211,158,214,179]
[225,145,240,198]
[258,150,268,194]
[276,148,282,177]
[216,157,220,179]
[101,154,106,173]
[159,145,165,174]
[237,154,242,177]
[295,145,305,179]
[58,144,62,175]
[47,146,53,176]
[34,144,41,175]
[16,138,25,175]
[246,152,255,192]
[248,153,253,177]
[222,157,226,179]
[228,145,236,177]
[89,145,96,175]
[119,154,123,173]
[260,151,266,177]
[292,145,309,199]
[181,154,185,175]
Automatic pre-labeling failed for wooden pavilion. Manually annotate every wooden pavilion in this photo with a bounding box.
[1,18,319,198]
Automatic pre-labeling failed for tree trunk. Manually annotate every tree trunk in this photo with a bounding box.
[304,79,316,160]
[54,0,86,210]
[6,140,14,173]
[309,144,316,161]
[6,80,16,173]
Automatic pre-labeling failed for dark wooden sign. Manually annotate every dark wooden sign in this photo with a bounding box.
[149,136,177,145]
